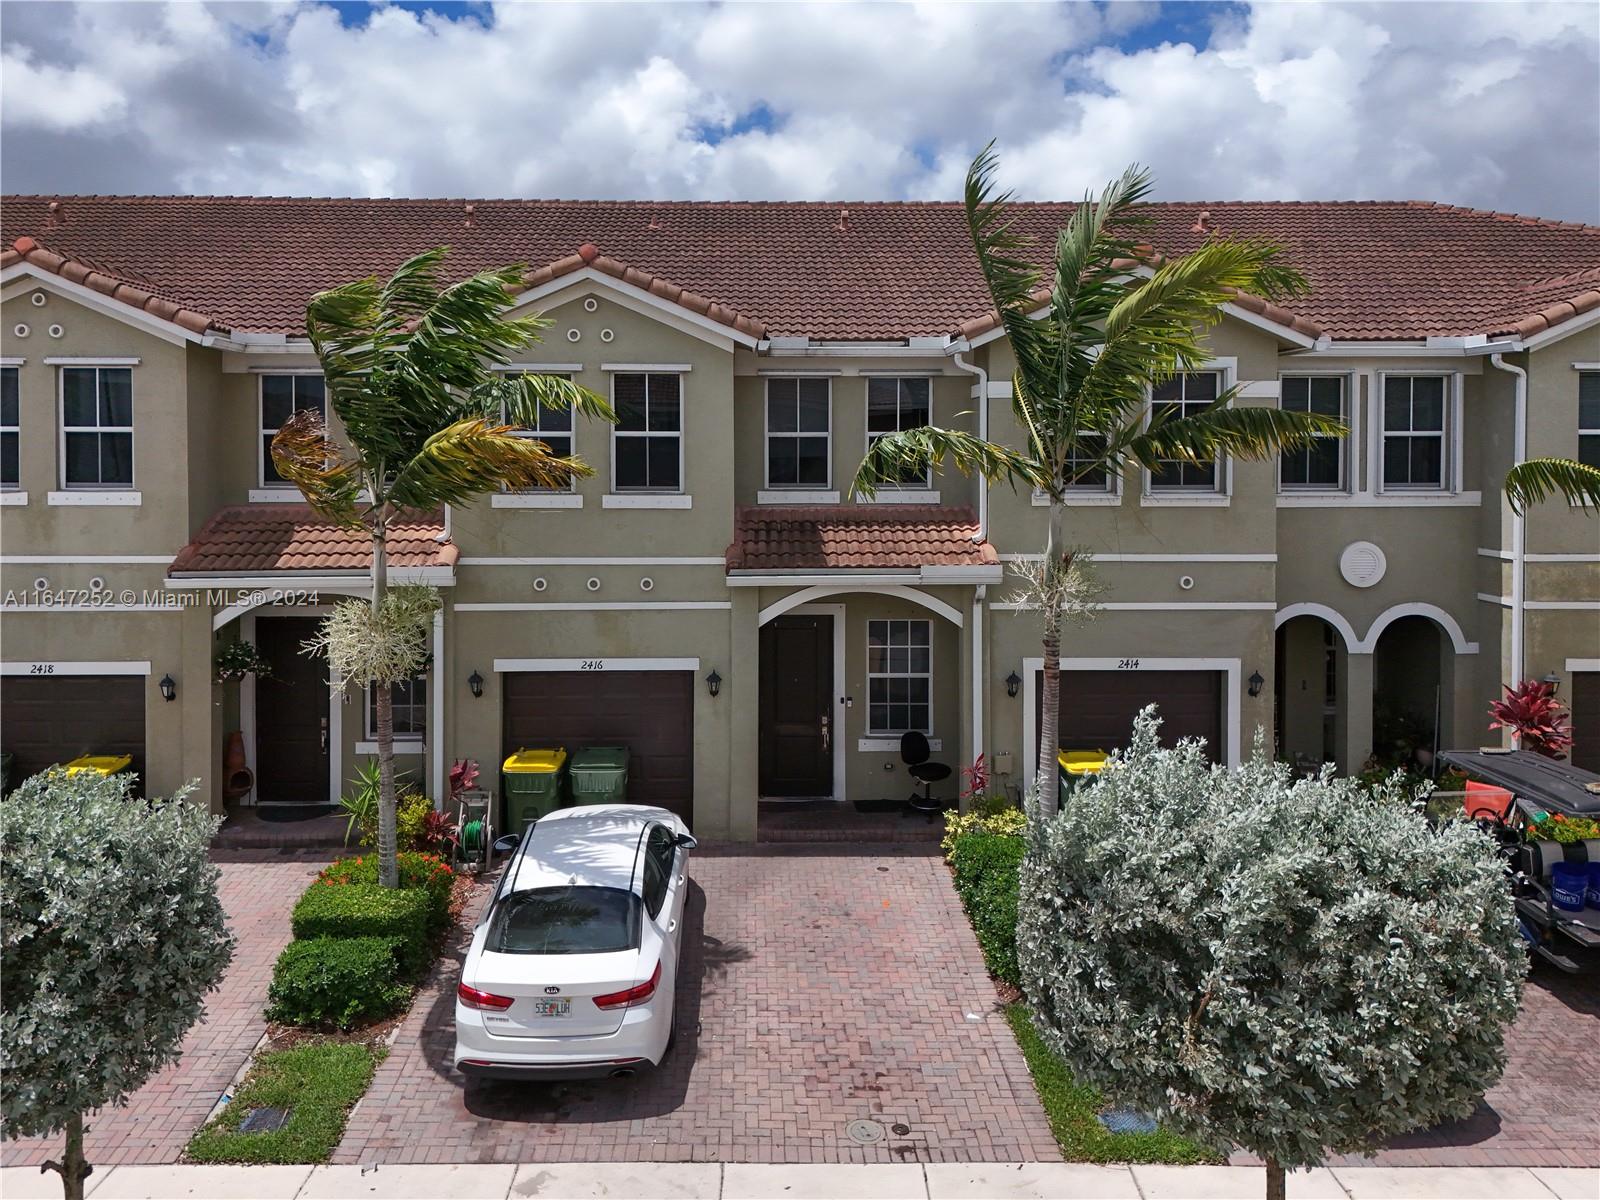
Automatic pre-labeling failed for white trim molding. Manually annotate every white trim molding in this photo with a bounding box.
[42,356,142,367]
[492,493,584,509]
[1274,602,1364,653]
[1525,600,1600,611]
[1000,552,1277,564]
[494,362,585,374]
[1278,491,1482,508]
[47,491,142,506]
[861,489,940,505]
[356,741,425,756]
[3,267,199,347]
[758,583,963,628]
[458,601,731,613]
[459,555,723,566]
[1,660,151,676]
[247,488,307,504]
[758,489,840,505]
[1362,602,1479,654]
[601,362,693,373]
[602,493,694,509]
[1565,658,1600,672]
[858,737,942,753]
[493,657,701,672]
[507,270,755,351]
[993,601,1276,612]
[0,492,27,506]
[0,554,171,564]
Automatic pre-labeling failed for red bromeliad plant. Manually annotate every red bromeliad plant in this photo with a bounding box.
[1488,680,1572,759]
[960,753,990,801]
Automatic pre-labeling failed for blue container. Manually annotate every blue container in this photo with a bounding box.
[1587,861,1600,910]
[1551,862,1587,912]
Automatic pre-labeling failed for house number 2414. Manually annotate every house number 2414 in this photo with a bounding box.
[1117,658,1141,670]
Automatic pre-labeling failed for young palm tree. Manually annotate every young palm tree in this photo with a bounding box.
[272,248,613,886]
[1502,457,1600,513]
[853,149,1345,814]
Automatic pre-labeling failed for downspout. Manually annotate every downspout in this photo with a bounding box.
[950,344,989,541]
[951,343,989,780]
[1487,353,1527,683]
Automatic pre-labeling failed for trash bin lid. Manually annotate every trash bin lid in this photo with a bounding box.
[64,754,133,776]
[571,745,629,771]
[503,748,567,773]
[1058,750,1108,776]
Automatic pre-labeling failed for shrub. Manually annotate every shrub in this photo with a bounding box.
[941,805,1027,860]
[291,883,432,976]
[266,937,409,1029]
[316,852,453,936]
[1019,707,1525,1198]
[948,831,1026,987]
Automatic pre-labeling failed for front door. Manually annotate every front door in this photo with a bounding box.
[254,616,331,804]
[759,614,833,797]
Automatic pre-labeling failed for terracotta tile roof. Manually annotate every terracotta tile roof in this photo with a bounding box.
[3,195,1597,342]
[168,505,456,575]
[2,234,227,336]
[1494,267,1600,339]
[727,505,997,571]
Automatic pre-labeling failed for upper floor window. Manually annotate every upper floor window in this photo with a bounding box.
[1279,375,1346,490]
[1580,371,1600,469]
[1063,432,1114,492]
[765,377,831,489]
[867,618,932,736]
[260,374,326,487]
[613,373,681,492]
[1149,371,1221,490]
[1381,374,1447,490]
[61,366,132,489]
[866,377,931,487]
[502,373,573,491]
[1,367,17,490]
[367,676,426,741]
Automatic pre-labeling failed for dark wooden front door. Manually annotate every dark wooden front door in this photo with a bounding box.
[255,616,330,805]
[760,615,833,797]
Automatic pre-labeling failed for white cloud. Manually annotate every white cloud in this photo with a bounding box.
[0,1,1594,220]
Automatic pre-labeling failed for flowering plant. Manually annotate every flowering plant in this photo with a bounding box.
[1488,679,1572,759]
[214,640,273,683]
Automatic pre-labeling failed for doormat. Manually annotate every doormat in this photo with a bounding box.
[852,799,905,814]
[254,804,336,823]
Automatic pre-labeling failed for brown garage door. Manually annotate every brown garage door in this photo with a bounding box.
[1036,668,1224,764]
[1,674,146,792]
[502,671,694,823]
[1573,672,1600,774]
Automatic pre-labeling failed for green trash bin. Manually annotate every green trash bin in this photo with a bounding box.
[570,745,629,805]
[502,748,567,832]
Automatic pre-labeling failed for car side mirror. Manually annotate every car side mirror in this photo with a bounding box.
[674,832,698,850]
[492,833,520,853]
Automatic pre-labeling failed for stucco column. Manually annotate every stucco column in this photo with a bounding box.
[727,588,761,843]
[957,591,974,813]
[1339,651,1375,775]
[175,602,218,810]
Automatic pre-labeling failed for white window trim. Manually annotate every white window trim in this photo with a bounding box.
[763,376,833,492]
[865,617,934,737]
[47,490,142,506]
[610,371,685,494]
[1277,372,1354,494]
[493,492,584,509]
[0,363,17,492]
[1142,363,1235,501]
[602,493,693,509]
[759,489,840,505]
[864,376,934,490]
[500,370,577,494]
[858,737,943,753]
[1374,372,1459,494]
[58,365,134,491]
[1034,431,1124,506]
[364,677,426,743]
[258,373,326,491]
[0,491,27,505]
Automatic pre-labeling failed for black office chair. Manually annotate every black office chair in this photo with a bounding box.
[900,731,951,818]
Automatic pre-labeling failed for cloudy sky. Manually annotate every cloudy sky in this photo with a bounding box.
[2,1,1596,220]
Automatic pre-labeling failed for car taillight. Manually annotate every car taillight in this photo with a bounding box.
[457,982,514,1011]
[593,961,661,1011]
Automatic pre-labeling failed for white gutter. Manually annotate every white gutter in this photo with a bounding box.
[948,341,989,542]
[1487,352,1528,683]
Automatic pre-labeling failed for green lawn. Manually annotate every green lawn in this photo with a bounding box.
[186,1042,384,1164]
[1003,1004,1218,1165]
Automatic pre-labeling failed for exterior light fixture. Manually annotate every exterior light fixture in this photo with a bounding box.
[468,670,484,699]
[705,669,722,698]
[1005,670,1021,698]
[159,674,177,702]
[1247,670,1265,698]
[1542,670,1561,695]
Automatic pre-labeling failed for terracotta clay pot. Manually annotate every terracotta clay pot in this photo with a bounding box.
[223,731,254,799]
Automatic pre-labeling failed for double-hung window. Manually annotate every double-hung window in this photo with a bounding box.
[1381,375,1448,490]
[1580,371,1600,469]
[1279,375,1346,490]
[1148,371,1221,490]
[613,373,682,492]
[866,377,932,487]
[1064,431,1113,492]
[867,618,932,736]
[765,377,831,489]
[260,374,326,487]
[502,373,574,491]
[367,676,426,741]
[1,367,17,490]
[61,366,132,489]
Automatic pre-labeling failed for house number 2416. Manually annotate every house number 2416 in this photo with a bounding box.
[580,660,606,671]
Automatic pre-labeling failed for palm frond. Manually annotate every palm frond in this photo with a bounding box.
[478,371,616,426]
[1123,404,1344,472]
[1503,457,1600,514]
[268,410,364,527]
[851,425,1045,499]
[386,419,595,509]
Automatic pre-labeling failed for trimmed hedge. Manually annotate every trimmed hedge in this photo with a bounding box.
[291,883,433,977]
[266,937,409,1030]
[949,831,1025,988]
[315,853,453,937]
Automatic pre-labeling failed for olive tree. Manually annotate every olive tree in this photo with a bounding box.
[2,770,234,1200]
[1019,709,1526,1200]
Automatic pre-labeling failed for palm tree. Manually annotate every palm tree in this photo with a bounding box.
[272,248,613,885]
[1503,457,1600,513]
[853,149,1345,814]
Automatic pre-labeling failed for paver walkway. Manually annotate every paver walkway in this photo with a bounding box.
[1,854,324,1168]
[334,844,1060,1165]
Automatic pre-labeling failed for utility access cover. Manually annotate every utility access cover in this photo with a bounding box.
[239,1107,292,1133]
[1097,1108,1158,1134]
[845,1119,885,1145]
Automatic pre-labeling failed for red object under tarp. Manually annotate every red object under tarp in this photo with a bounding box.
[1464,778,1515,823]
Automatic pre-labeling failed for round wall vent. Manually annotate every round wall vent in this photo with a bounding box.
[566,328,582,342]
[599,328,615,342]
[1339,541,1387,588]
[583,297,599,313]
[13,323,29,338]
[30,291,47,307]
[47,324,64,338]
[532,576,548,592]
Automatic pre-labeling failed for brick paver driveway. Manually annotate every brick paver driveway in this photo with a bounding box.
[334,844,1059,1165]
[1,853,324,1168]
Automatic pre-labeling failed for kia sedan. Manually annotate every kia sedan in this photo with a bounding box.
[453,804,695,1081]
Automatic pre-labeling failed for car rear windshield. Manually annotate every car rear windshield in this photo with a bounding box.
[487,886,641,955]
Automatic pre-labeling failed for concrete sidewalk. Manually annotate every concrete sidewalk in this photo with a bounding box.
[2,1162,1594,1200]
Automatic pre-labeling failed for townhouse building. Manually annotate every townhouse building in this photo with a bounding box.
[1,196,1596,839]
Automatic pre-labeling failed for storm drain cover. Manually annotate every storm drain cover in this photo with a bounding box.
[890,1123,912,1136]
[1097,1108,1157,1134]
[845,1119,885,1145]
[239,1106,291,1133]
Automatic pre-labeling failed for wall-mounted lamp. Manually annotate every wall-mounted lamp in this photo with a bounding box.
[705,669,722,698]
[1005,670,1021,699]
[1542,670,1562,695]
[159,674,177,702]
[1247,670,1265,698]
[468,669,484,699]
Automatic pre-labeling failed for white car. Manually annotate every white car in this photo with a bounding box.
[453,803,695,1081]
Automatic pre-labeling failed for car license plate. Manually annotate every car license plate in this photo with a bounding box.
[533,998,570,1017]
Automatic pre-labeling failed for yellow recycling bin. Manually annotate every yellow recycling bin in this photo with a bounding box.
[1057,750,1109,805]
[63,754,133,777]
